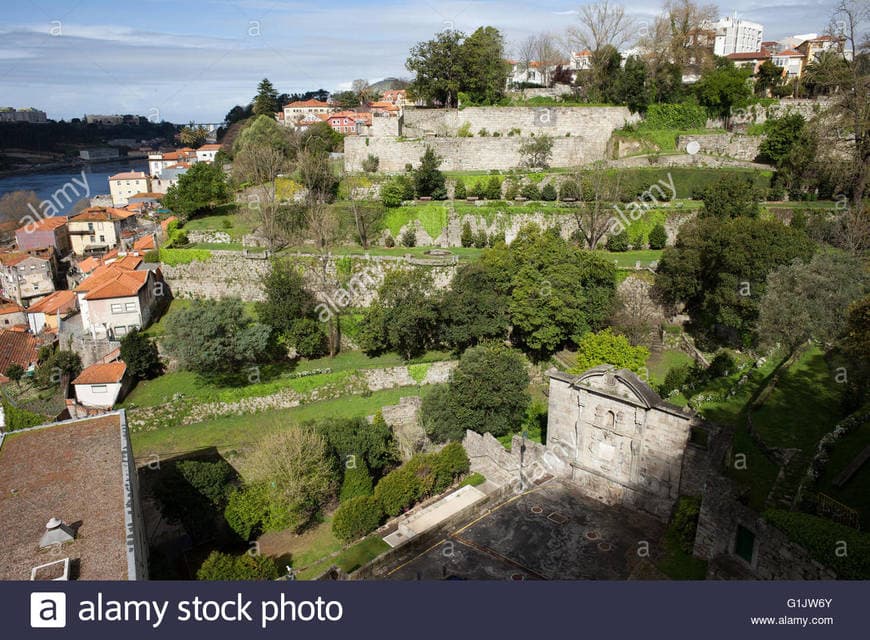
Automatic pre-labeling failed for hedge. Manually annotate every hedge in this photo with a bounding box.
[332,495,383,543]
[374,465,421,517]
[196,551,280,581]
[642,103,708,130]
[764,509,870,579]
[339,463,374,502]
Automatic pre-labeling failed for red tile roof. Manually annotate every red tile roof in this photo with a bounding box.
[26,289,77,315]
[284,99,331,108]
[0,252,47,267]
[776,49,804,56]
[108,171,148,181]
[16,216,67,234]
[133,235,156,251]
[0,328,40,375]
[73,361,127,385]
[198,143,222,151]
[75,263,149,300]
[727,49,771,60]
[0,301,24,315]
[69,207,130,223]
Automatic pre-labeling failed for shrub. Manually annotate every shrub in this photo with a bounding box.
[340,463,374,502]
[384,234,395,248]
[460,472,486,487]
[520,183,540,200]
[473,229,488,249]
[361,154,380,173]
[400,227,417,247]
[541,183,557,201]
[176,459,235,507]
[707,351,735,378]
[224,484,271,540]
[559,180,581,200]
[648,223,668,250]
[431,442,470,492]
[659,363,692,396]
[478,128,489,137]
[374,466,421,516]
[460,221,474,248]
[643,103,708,130]
[453,179,466,199]
[457,122,472,137]
[285,318,328,359]
[196,551,280,581]
[471,179,486,199]
[606,230,630,251]
[485,176,502,200]
[381,178,407,208]
[332,495,383,543]
[670,496,701,554]
[503,179,519,201]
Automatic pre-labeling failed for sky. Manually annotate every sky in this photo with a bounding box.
[0,0,840,123]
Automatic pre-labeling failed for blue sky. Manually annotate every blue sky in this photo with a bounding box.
[0,1,838,123]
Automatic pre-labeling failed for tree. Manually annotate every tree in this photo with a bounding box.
[5,363,24,385]
[301,121,344,154]
[758,252,867,352]
[351,78,374,105]
[406,30,466,107]
[196,551,279,581]
[0,190,42,226]
[358,268,439,360]
[233,115,297,247]
[482,225,617,357]
[461,27,510,103]
[567,0,635,52]
[694,59,752,129]
[361,154,379,173]
[440,263,510,351]
[640,0,718,71]
[119,329,161,379]
[610,275,664,346]
[613,56,650,113]
[413,146,446,198]
[571,162,622,249]
[518,135,554,169]
[454,179,467,199]
[339,463,374,502]
[246,427,338,531]
[801,49,851,97]
[755,60,785,96]
[759,114,809,166]
[178,123,209,147]
[569,328,650,373]
[374,465,421,516]
[648,223,668,249]
[163,298,272,377]
[699,173,762,219]
[256,258,325,357]
[162,161,229,222]
[252,78,280,116]
[34,350,81,389]
[655,217,816,346]
[343,176,384,249]
[332,495,382,542]
[422,342,530,442]
[314,414,397,475]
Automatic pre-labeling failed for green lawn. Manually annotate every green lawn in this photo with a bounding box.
[131,387,429,461]
[295,535,389,580]
[183,208,253,240]
[599,249,663,269]
[124,349,451,408]
[751,347,844,451]
[646,349,694,387]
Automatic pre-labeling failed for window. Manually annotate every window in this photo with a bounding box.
[125,302,136,312]
[88,222,94,231]
[91,384,108,393]
[99,235,105,243]
[734,525,755,564]
[110,303,123,313]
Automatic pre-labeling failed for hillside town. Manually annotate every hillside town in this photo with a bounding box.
[0,0,867,592]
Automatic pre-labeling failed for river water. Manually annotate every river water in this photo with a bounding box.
[0,159,149,216]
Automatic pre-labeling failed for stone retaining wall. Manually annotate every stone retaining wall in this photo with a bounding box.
[675,133,763,161]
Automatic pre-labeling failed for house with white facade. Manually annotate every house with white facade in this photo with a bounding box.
[108,171,151,207]
[74,260,164,339]
[72,361,130,409]
[195,143,222,163]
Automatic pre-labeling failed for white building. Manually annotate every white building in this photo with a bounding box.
[109,171,151,206]
[0,107,48,123]
[195,143,222,163]
[72,362,129,409]
[705,15,764,57]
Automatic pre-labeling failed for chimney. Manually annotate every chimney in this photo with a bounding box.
[39,517,75,548]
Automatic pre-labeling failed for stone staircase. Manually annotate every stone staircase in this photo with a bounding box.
[765,449,811,510]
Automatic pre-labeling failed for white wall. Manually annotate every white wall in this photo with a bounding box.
[75,381,122,408]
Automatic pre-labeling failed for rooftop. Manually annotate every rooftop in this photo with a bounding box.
[73,361,127,385]
[16,216,68,234]
[109,171,148,181]
[0,412,137,580]
[25,289,77,315]
[75,263,149,300]
[0,329,41,378]
[284,99,331,108]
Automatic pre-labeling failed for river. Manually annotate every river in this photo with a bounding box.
[0,159,149,216]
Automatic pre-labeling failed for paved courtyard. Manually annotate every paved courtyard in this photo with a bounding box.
[386,480,666,580]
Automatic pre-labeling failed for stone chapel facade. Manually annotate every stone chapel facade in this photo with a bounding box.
[546,366,697,518]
